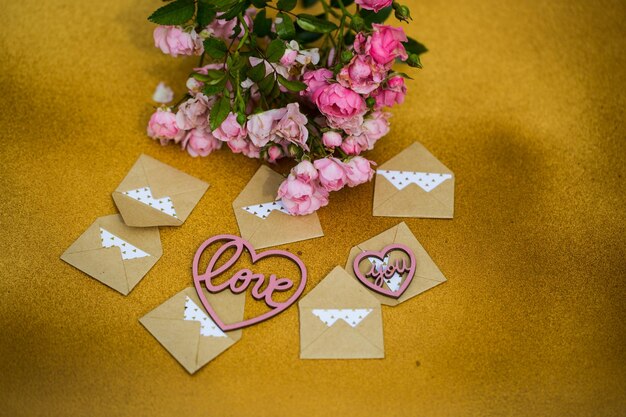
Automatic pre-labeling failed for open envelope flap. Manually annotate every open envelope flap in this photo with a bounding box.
[345,223,447,305]
[373,179,454,218]
[299,266,381,309]
[378,142,453,174]
[233,165,323,248]
[114,155,209,225]
[98,214,162,257]
[300,318,384,359]
[139,288,243,374]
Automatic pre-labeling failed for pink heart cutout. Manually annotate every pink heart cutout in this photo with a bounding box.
[193,234,307,331]
[352,243,416,298]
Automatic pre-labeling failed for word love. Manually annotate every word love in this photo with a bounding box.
[353,244,417,299]
[193,235,307,331]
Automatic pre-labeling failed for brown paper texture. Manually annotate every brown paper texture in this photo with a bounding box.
[345,222,447,306]
[112,154,209,227]
[233,165,324,249]
[60,214,162,295]
[373,142,454,218]
[299,266,384,359]
[139,287,244,374]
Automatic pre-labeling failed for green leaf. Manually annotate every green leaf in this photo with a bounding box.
[251,0,267,7]
[301,0,318,7]
[276,12,296,40]
[248,63,267,83]
[211,0,240,12]
[220,1,247,20]
[294,29,323,44]
[296,14,338,33]
[360,6,392,26]
[196,2,216,27]
[403,37,428,55]
[266,39,287,62]
[277,74,307,92]
[277,0,297,11]
[253,9,272,37]
[203,37,228,59]
[203,78,227,95]
[148,0,195,25]
[391,72,414,80]
[330,0,354,8]
[258,74,276,95]
[210,95,231,131]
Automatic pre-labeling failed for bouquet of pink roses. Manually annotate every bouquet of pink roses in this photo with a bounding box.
[147,0,426,215]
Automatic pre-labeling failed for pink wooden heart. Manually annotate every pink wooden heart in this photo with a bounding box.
[352,243,416,299]
[192,234,307,331]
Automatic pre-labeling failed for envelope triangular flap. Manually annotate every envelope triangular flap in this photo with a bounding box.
[62,220,103,254]
[300,319,384,359]
[233,164,283,207]
[299,266,381,308]
[112,194,182,227]
[378,142,453,174]
[61,247,130,294]
[98,214,162,257]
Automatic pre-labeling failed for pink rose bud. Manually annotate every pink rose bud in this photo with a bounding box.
[175,94,210,130]
[212,112,247,142]
[368,24,408,66]
[337,55,387,95]
[372,76,407,109]
[345,156,374,187]
[275,103,309,151]
[292,160,319,183]
[313,157,348,192]
[147,108,181,145]
[267,145,283,163]
[182,128,222,157]
[322,131,343,148]
[340,136,363,155]
[355,0,393,13]
[153,26,203,57]
[314,84,367,134]
[277,174,329,216]
[301,68,333,99]
[246,108,286,147]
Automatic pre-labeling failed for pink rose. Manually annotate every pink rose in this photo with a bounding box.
[205,14,238,39]
[301,68,333,99]
[213,113,247,142]
[322,131,342,148]
[337,55,387,95]
[175,94,210,130]
[313,157,348,192]
[372,76,407,108]
[246,108,286,147]
[267,145,283,163]
[355,0,392,12]
[369,24,408,65]
[340,135,363,155]
[314,84,367,134]
[182,128,222,157]
[153,26,203,57]
[275,103,309,151]
[292,160,318,183]
[354,112,390,150]
[147,108,181,145]
[226,137,260,158]
[345,156,374,187]
[280,48,299,67]
[277,174,329,216]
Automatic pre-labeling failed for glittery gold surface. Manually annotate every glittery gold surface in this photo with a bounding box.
[1,0,625,415]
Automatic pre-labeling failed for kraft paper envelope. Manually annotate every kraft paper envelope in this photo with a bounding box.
[60,214,162,295]
[345,222,447,306]
[299,266,384,359]
[112,154,209,227]
[233,165,324,249]
[140,287,244,374]
[373,141,454,218]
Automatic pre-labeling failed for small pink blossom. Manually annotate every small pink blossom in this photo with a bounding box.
[314,84,367,134]
[340,136,363,155]
[355,0,392,12]
[345,156,375,187]
[275,103,309,151]
[147,108,181,145]
[354,112,390,150]
[213,113,247,142]
[153,26,203,57]
[301,68,333,99]
[246,108,286,147]
[337,55,387,95]
[175,94,210,130]
[322,131,342,148]
[292,160,318,183]
[369,24,408,65]
[267,145,283,163]
[227,136,260,158]
[372,76,407,108]
[313,157,348,192]
[182,128,222,157]
[277,174,329,216]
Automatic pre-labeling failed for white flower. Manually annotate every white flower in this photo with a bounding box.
[152,82,174,104]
